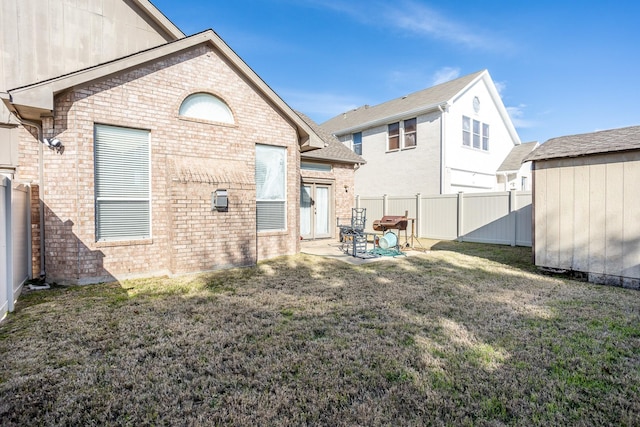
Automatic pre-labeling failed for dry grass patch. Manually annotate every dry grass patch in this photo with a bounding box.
[1,242,639,426]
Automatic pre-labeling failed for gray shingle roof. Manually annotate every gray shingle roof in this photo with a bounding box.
[320,70,485,135]
[525,125,640,162]
[296,112,366,164]
[497,141,539,172]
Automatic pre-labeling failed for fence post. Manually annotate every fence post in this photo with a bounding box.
[457,192,464,242]
[4,177,14,312]
[415,193,421,238]
[510,190,517,246]
[383,194,388,216]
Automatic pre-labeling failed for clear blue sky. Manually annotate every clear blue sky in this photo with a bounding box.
[152,0,640,144]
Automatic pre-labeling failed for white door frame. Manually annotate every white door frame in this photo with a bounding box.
[300,180,334,240]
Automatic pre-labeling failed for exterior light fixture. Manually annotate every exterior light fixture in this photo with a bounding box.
[212,189,228,212]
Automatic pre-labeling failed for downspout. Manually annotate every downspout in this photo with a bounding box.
[437,103,448,194]
[14,116,46,278]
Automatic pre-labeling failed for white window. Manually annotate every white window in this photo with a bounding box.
[387,118,417,152]
[179,93,234,124]
[462,116,471,146]
[94,124,150,241]
[353,132,362,155]
[462,116,489,151]
[482,123,490,151]
[256,144,286,231]
[473,119,481,149]
[388,123,400,151]
[403,118,416,148]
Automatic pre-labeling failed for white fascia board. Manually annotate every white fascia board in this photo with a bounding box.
[450,70,521,146]
[132,0,186,39]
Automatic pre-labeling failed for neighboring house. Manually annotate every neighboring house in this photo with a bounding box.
[1,1,323,285]
[296,112,365,240]
[496,141,538,191]
[525,125,640,288]
[320,70,522,196]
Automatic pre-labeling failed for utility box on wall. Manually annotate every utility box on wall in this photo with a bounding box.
[212,189,228,212]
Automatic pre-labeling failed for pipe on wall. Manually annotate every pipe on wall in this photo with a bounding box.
[437,103,448,194]
[13,116,46,278]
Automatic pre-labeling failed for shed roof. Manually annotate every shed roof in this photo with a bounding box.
[497,141,538,172]
[320,70,485,135]
[525,125,640,162]
[297,112,366,165]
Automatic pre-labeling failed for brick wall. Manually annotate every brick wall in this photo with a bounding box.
[300,161,356,238]
[18,44,301,284]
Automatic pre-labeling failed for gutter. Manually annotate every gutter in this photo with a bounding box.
[438,103,448,194]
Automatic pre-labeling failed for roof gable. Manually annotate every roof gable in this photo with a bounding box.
[525,125,640,162]
[296,112,365,164]
[3,30,323,152]
[497,141,539,172]
[320,70,484,135]
[320,69,521,146]
[0,0,184,92]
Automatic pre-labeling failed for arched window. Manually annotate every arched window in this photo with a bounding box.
[178,93,234,124]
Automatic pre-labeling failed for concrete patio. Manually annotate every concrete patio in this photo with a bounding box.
[300,237,427,265]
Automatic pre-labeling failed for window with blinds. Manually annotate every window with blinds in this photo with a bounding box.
[255,144,286,231]
[94,124,150,241]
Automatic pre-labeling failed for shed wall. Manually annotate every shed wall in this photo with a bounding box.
[533,151,640,286]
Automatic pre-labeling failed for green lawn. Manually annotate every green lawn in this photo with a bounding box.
[1,242,639,426]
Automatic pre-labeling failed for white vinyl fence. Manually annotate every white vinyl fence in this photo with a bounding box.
[357,191,532,247]
[1,176,31,321]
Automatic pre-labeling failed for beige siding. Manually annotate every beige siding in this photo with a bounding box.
[558,166,574,269]
[534,163,547,266]
[572,164,589,272]
[0,0,176,91]
[533,151,640,283]
[623,162,640,278]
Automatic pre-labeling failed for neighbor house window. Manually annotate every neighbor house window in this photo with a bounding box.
[403,118,417,148]
[388,122,400,151]
[388,119,417,152]
[353,132,362,155]
[482,123,490,151]
[179,92,234,124]
[473,119,481,149]
[521,176,528,190]
[462,116,489,151]
[94,124,150,241]
[256,144,286,231]
[462,116,471,146]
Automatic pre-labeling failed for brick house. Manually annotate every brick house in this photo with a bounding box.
[2,20,323,284]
